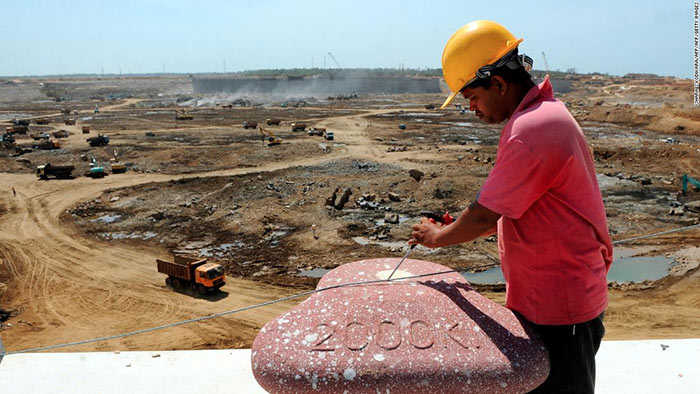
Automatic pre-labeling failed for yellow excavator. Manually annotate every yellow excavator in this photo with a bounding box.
[110,150,127,173]
[175,109,193,120]
[259,126,282,146]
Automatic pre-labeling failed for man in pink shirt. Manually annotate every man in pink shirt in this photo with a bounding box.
[411,21,612,393]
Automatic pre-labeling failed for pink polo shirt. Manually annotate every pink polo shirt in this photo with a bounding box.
[477,77,612,325]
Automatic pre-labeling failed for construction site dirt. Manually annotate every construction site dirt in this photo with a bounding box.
[0,74,698,355]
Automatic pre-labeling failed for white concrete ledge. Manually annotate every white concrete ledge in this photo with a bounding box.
[0,339,697,393]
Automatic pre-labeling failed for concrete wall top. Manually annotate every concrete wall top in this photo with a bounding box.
[0,339,697,393]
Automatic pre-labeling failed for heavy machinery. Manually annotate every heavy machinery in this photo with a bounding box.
[308,127,325,136]
[259,126,282,146]
[291,122,307,132]
[682,174,700,195]
[110,150,126,173]
[82,125,90,134]
[87,134,109,147]
[83,154,107,178]
[8,125,28,134]
[243,120,258,129]
[30,132,50,140]
[1,133,16,148]
[266,118,281,126]
[52,130,70,138]
[35,118,50,125]
[157,255,226,295]
[175,109,192,120]
[65,119,76,126]
[33,139,60,150]
[36,163,74,180]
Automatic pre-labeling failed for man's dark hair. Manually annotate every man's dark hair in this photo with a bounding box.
[464,49,533,90]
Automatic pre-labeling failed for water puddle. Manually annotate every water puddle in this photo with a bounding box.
[298,268,330,278]
[99,231,157,240]
[91,214,122,223]
[374,215,411,226]
[461,247,672,284]
[351,236,411,251]
[608,252,670,283]
[197,242,247,257]
[442,121,478,127]
[462,267,504,284]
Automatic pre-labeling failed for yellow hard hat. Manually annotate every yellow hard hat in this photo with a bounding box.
[440,20,524,109]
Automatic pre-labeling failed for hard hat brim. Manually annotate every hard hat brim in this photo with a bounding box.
[440,90,460,110]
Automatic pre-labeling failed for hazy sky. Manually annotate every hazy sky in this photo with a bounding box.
[0,0,692,77]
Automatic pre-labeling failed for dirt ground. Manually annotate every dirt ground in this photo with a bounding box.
[0,74,698,354]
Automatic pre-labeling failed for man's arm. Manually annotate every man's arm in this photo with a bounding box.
[409,201,501,248]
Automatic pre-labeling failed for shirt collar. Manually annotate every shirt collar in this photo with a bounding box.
[512,75,553,115]
[498,76,553,144]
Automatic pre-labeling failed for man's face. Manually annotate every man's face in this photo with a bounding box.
[461,83,508,124]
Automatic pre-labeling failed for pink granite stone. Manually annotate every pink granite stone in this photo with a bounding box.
[251,258,549,393]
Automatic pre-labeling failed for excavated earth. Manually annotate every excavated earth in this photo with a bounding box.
[0,74,698,356]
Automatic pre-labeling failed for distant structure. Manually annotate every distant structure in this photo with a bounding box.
[192,75,442,95]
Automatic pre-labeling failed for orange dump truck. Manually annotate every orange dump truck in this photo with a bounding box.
[157,256,226,294]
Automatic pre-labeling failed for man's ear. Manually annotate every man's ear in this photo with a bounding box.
[491,75,508,96]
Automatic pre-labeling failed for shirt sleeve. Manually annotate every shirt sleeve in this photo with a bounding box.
[477,140,557,219]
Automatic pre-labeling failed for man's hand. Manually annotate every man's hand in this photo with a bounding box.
[408,201,501,249]
[409,217,444,248]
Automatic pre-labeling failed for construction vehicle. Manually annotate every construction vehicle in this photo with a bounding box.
[12,119,30,127]
[83,154,107,178]
[110,150,127,173]
[82,125,90,134]
[87,134,109,147]
[266,118,281,126]
[308,127,325,136]
[65,119,76,126]
[682,174,700,195]
[1,133,16,148]
[53,130,70,138]
[157,255,225,295]
[291,122,307,132]
[30,132,50,140]
[259,126,282,146]
[36,163,74,180]
[8,125,28,134]
[243,121,258,129]
[175,109,192,120]
[33,139,60,150]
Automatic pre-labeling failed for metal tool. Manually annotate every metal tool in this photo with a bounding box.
[387,244,416,280]
[387,211,454,281]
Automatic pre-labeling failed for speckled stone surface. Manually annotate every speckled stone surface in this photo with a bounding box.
[251,258,549,393]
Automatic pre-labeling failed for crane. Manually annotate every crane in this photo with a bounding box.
[327,52,342,69]
[541,51,550,73]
